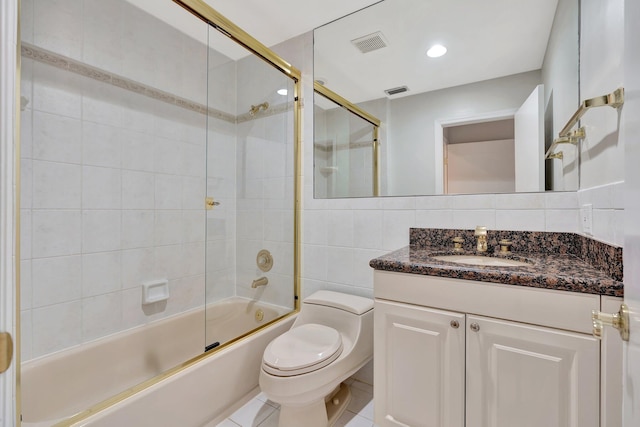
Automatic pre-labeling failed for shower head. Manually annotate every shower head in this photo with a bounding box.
[249,102,269,116]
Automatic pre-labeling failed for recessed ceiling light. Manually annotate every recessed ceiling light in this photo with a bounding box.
[427,44,447,58]
[277,88,288,96]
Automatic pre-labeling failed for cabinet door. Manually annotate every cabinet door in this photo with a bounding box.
[374,300,465,427]
[466,315,600,427]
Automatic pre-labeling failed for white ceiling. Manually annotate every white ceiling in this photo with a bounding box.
[206,0,560,104]
[202,0,381,48]
[129,0,561,104]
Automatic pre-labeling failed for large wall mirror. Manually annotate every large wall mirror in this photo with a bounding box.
[313,0,579,198]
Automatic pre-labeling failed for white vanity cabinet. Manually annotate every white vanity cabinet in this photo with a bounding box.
[374,270,622,427]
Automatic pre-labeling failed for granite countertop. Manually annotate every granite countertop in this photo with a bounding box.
[369,229,624,297]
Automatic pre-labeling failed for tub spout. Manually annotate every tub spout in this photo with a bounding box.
[252,276,269,288]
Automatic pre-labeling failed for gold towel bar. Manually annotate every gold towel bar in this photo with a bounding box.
[545,88,624,160]
[560,87,624,137]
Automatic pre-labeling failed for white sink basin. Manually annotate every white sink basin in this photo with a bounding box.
[431,255,530,267]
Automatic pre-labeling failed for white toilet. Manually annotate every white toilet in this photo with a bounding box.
[259,290,374,427]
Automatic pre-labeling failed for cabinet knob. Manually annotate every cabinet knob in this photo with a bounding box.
[470,323,480,332]
[450,320,460,329]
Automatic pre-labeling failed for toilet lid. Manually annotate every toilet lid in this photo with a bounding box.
[262,324,343,376]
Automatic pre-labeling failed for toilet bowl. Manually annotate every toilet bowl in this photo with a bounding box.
[259,290,374,427]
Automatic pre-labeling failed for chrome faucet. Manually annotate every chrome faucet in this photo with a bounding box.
[475,226,488,252]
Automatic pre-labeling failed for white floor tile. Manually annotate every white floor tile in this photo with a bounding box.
[229,398,277,427]
[216,420,241,427]
[347,385,374,420]
[257,410,280,427]
[254,391,280,408]
[334,411,374,427]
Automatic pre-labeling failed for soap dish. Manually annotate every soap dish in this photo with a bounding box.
[142,279,169,304]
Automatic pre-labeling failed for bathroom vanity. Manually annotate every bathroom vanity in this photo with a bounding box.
[370,228,624,427]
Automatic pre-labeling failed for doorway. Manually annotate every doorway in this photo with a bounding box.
[444,119,515,194]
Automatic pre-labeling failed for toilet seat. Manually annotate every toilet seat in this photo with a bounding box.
[262,324,343,377]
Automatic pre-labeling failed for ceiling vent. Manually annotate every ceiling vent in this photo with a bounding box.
[384,86,409,96]
[351,31,388,54]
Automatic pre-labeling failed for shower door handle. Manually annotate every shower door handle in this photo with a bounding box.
[205,197,221,210]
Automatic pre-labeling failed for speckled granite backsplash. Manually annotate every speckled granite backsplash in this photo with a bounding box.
[409,228,623,282]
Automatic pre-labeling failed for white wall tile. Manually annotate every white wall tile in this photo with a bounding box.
[182,142,206,177]
[122,170,155,210]
[82,210,121,253]
[32,210,81,258]
[32,255,82,308]
[303,210,327,245]
[20,159,33,209]
[20,107,33,159]
[545,191,578,209]
[32,62,82,118]
[302,244,327,281]
[155,211,183,246]
[352,249,382,288]
[121,130,154,172]
[415,210,454,229]
[379,197,416,210]
[414,195,453,210]
[21,260,32,310]
[31,301,82,358]
[154,244,183,280]
[121,210,154,249]
[155,174,183,210]
[452,194,496,210]
[182,176,205,210]
[83,166,122,209]
[21,209,32,260]
[82,252,122,297]
[353,210,383,250]
[451,210,496,230]
[82,122,122,168]
[183,242,206,277]
[82,292,123,342]
[32,111,82,163]
[121,248,154,289]
[154,137,183,175]
[381,210,415,250]
[545,209,579,232]
[327,210,354,247]
[495,193,545,209]
[82,80,123,128]
[32,160,81,209]
[495,209,546,231]
[326,247,355,285]
[33,0,82,60]
[182,211,205,243]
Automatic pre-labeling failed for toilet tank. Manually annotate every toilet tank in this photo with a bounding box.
[294,291,373,344]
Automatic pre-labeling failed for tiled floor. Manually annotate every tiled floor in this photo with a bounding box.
[217,378,375,427]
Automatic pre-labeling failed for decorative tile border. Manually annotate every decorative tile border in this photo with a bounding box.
[313,140,375,153]
[21,43,298,124]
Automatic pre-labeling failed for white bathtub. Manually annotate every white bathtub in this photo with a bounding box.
[21,297,293,426]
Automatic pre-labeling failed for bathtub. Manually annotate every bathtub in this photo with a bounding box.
[21,297,293,426]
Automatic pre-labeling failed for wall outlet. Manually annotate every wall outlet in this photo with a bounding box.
[580,204,593,235]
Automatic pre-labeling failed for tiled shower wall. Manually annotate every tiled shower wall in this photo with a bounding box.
[19,0,298,361]
[19,0,212,361]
